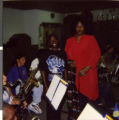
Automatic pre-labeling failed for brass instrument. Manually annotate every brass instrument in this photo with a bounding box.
[31,116,40,120]
[18,58,41,99]
[23,68,40,96]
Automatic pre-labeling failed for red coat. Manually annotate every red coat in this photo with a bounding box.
[65,34,101,100]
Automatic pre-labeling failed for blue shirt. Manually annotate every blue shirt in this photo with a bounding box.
[7,65,28,84]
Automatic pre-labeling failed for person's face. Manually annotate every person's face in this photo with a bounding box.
[49,36,58,48]
[17,57,26,67]
[76,21,84,36]
[3,75,7,85]
[108,47,114,54]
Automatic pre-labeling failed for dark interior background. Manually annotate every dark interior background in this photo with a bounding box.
[62,12,119,53]
[3,0,119,74]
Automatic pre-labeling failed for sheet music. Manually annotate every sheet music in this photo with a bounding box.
[51,82,67,110]
[46,75,61,101]
[77,104,107,120]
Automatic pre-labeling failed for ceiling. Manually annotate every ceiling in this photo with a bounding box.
[3,0,119,13]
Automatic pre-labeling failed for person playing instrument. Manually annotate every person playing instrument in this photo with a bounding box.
[3,74,21,105]
[7,54,43,114]
[7,54,28,95]
[40,34,67,120]
[100,45,118,73]
[65,19,101,113]
[98,45,117,108]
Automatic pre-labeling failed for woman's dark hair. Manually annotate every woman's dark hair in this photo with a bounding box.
[15,53,25,60]
[72,16,86,35]
[75,18,86,28]
[75,17,94,34]
[13,53,25,65]
[74,11,93,35]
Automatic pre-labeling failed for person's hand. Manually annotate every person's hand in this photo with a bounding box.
[23,101,28,109]
[11,97,21,105]
[30,79,34,83]
[79,66,90,76]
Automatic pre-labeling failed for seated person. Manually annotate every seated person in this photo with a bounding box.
[7,54,28,95]
[3,103,18,120]
[7,54,43,114]
[3,74,20,105]
[98,45,116,108]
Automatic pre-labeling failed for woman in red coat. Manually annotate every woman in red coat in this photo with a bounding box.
[65,20,101,102]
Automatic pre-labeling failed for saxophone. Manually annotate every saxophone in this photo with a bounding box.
[18,58,41,99]
[23,68,40,96]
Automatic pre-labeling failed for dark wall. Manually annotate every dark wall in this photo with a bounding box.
[3,34,39,75]
[62,13,119,54]
[94,20,119,54]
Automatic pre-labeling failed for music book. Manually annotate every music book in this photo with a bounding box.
[46,75,68,110]
[77,103,113,120]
